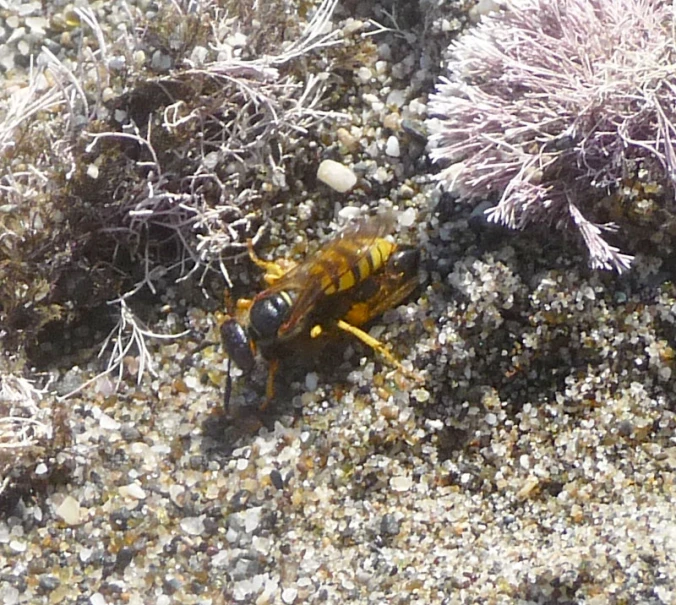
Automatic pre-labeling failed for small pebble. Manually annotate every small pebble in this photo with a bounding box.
[356,66,372,83]
[55,496,82,526]
[380,513,401,537]
[411,387,429,403]
[38,575,60,592]
[385,136,400,157]
[99,412,120,431]
[1,586,19,605]
[317,160,357,193]
[383,113,401,131]
[390,475,412,492]
[398,208,417,228]
[281,587,298,604]
[244,506,263,533]
[336,128,360,152]
[9,540,26,553]
[270,469,284,490]
[80,547,93,563]
[305,372,318,392]
[90,594,107,605]
[180,516,206,536]
[119,483,147,500]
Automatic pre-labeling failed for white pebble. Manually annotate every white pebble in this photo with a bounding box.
[108,56,126,71]
[281,587,298,604]
[119,482,146,500]
[190,45,209,65]
[386,89,407,108]
[356,66,372,83]
[9,540,26,553]
[317,159,357,193]
[180,515,206,536]
[90,593,107,605]
[113,109,127,123]
[151,50,172,71]
[244,506,263,533]
[55,495,82,526]
[0,586,19,605]
[408,99,427,117]
[385,136,400,157]
[398,208,417,228]
[470,0,503,21]
[98,412,120,431]
[17,40,30,56]
[390,475,412,492]
[25,16,48,35]
[372,166,391,184]
[233,576,265,601]
[211,550,229,567]
[338,206,363,221]
[412,388,430,403]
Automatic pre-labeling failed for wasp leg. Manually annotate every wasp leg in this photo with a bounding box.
[247,240,295,285]
[260,358,280,411]
[315,320,422,381]
[235,298,253,313]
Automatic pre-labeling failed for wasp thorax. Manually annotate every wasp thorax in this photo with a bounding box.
[249,294,291,341]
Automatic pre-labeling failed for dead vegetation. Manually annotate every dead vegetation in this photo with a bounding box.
[0,0,385,494]
[0,0,357,363]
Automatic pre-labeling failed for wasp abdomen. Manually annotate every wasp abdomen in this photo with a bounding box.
[319,238,395,295]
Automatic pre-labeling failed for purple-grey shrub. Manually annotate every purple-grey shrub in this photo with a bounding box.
[427,0,676,272]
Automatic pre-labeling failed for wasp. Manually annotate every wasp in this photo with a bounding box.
[221,212,421,407]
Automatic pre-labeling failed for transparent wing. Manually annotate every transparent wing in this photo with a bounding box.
[260,212,396,337]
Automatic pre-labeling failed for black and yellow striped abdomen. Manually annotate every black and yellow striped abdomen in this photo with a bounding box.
[316,237,396,296]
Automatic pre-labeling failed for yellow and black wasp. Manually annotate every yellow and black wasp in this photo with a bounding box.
[221,212,421,407]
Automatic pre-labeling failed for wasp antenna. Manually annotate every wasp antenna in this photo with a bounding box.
[224,357,233,411]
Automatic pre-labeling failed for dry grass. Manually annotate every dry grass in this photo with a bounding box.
[0,0,350,383]
[0,374,52,497]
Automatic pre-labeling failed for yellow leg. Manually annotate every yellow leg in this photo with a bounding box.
[247,240,295,285]
[221,290,252,322]
[315,320,422,381]
[236,297,253,312]
[335,319,404,371]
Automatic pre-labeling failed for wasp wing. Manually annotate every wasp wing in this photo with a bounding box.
[260,212,397,338]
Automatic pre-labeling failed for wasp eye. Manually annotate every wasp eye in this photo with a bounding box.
[249,295,290,341]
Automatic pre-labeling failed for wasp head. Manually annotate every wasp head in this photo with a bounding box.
[220,317,255,374]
